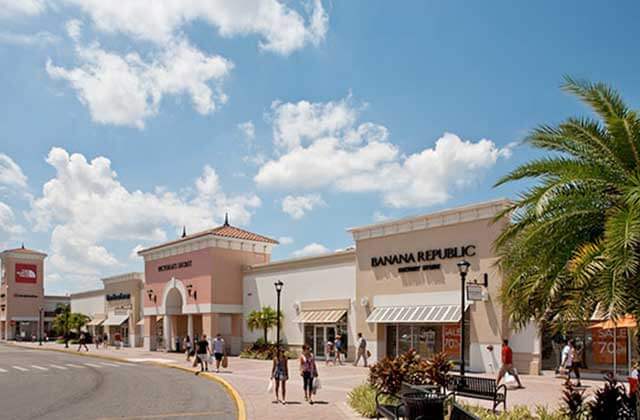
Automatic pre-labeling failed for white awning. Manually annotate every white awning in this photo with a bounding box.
[136,319,145,326]
[366,304,469,324]
[103,314,129,326]
[295,309,347,324]
[86,316,105,326]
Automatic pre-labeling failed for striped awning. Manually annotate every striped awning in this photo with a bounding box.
[103,314,129,326]
[366,304,469,324]
[86,316,105,326]
[295,309,347,324]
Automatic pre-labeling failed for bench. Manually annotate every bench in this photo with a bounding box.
[450,402,480,420]
[447,375,507,412]
[376,383,446,420]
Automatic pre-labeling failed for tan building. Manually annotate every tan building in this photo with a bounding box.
[102,273,144,347]
[348,199,540,374]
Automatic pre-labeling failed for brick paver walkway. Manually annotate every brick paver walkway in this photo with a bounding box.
[4,341,623,418]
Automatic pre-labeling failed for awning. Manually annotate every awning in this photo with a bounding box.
[366,304,469,324]
[295,309,347,324]
[86,316,105,326]
[588,315,637,330]
[136,319,145,326]
[103,314,129,326]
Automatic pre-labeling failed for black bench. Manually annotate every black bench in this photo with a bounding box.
[447,375,506,412]
[450,402,480,420]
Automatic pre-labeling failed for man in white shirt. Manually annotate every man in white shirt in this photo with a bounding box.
[212,334,226,373]
[353,333,368,367]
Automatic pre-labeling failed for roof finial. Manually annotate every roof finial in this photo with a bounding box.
[181,226,187,238]
[21,242,25,249]
[224,212,229,226]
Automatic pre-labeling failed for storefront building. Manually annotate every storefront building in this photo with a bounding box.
[70,288,106,338]
[0,246,69,341]
[348,199,541,374]
[101,273,144,347]
[139,219,277,354]
[243,249,356,360]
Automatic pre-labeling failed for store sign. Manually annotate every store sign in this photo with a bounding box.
[15,263,37,284]
[443,324,461,359]
[466,283,486,301]
[106,292,130,301]
[592,327,627,364]
[157,260,192,272]
[14,293,38,298]
[371,245,476,268]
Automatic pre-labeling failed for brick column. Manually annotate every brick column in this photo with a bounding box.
[143,316,157,351]
[201,313,218,340]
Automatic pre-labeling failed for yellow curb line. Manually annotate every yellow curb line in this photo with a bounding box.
[3,343,247,420]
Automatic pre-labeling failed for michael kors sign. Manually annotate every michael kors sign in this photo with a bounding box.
[371,245,476,268]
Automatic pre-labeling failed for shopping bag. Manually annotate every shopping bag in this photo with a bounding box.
[312,377,321,394]
[504,369,518,387]
[267,379,274,393]
[222,355,229,368]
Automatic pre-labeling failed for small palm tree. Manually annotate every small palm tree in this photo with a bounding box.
[495,77,640,329]
[247,306,283,343]
[52,304,72,347]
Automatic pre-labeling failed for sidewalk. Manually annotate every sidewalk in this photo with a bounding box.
[5,341,617,418]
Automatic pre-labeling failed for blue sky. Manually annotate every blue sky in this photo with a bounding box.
[1,1,639,293]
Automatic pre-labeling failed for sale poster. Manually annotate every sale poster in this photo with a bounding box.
[591,327,627,365]
[15,263,37,284]
[443,324,461,359]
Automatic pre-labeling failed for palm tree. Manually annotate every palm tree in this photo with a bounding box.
[247,306,283,343]
[494,77,640,330]
[52,304,72,347]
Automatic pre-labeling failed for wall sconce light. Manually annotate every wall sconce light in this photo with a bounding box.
[146,289,157,303]
[186,284,197,300]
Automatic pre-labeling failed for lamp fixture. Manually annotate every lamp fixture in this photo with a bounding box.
[457,259,471,275]
[186,284,197,300]
[146,289,157,303]
[274,280,283,292]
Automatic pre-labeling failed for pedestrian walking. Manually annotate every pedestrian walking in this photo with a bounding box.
[325,339,335,366]
[95,334,101,350]
[103,333,108,349]
[195,334,210,375]
[212,333,225,373]
[271,348,289,404]
[77,332,89,352]
[496,339,523,388]
[114,332,122,349]
[353,333,368,367]
[335,335,344,365]
[561,339,582,387]
[300,345,318,404]
[551,332,565,374]
[629,360,639,397]
[184,336,192,361]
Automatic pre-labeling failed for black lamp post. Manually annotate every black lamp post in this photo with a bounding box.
[38,307,43,346]
[457,259,471,377]
[274,280,284,351]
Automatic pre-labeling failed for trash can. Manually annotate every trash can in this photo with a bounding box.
[402,392,445,420]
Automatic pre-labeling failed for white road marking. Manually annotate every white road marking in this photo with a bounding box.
[12,366,29,372]
[30,365,49,371]
[65,363,85,368]
[0,368,8,373]
[84,363,102,368]
[49,364,67,370]
[99,362,119,367]
[114,362,133,366]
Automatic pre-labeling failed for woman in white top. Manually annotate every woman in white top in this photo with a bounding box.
[212,334,226,373]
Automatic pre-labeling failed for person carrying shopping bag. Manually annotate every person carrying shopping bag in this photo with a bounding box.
[300,345,318,404]
[271,349,289,404]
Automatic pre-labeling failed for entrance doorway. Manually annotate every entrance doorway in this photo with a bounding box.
[305,325,336,359]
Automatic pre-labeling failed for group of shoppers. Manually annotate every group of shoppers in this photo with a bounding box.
[182,333,227,374]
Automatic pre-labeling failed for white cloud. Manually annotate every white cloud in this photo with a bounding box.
[29,147,261,281]
[65,19,83,41]
[373,211,390,222]
[0,201,24,249]
[64,0,328,55]
[0,0,46,18]
[292,242,330,258]
[0,31,59,46]
[281,193,325,219]
[238,121,256,140]
[46,38,233,128]
[0,154,28,191]
[256,97,512,208]
[129,244,144,260]
[278,236,293,245]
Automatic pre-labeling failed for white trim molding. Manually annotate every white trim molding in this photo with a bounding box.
[347,199,511,241]
[102,272,144,285]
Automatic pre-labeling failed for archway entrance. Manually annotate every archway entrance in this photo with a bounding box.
[162,287,185,352]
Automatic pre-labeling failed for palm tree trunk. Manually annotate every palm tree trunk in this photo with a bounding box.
[264,327,268,343]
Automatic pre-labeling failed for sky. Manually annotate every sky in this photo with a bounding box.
[1,1,639,294]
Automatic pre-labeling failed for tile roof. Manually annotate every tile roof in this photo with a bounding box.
[138,223,278,254]
[2,247,46,255]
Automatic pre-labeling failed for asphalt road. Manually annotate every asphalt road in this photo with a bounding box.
[0,343,236,420]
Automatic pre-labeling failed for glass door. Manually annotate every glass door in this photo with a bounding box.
[314,326,324,358]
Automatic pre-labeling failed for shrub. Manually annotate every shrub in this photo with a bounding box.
[560,379,587,419]
[424,352,452,389]
[464,404,568,420]
[589,375,635,420]
[347,383,397,418]
[239,340,296,360]
[369,349,430,395]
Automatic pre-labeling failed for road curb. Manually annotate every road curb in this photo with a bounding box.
[2,342,247,420]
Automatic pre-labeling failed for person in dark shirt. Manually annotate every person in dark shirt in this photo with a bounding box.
[496,339,523,388]
[195,334,210,375]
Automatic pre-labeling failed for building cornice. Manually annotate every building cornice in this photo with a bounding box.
[101,272,144,286]
[69,289,105,299]
[0,251,47,261]
[347,199,511,241]
[139,234,274,262]
[245,249,355,274]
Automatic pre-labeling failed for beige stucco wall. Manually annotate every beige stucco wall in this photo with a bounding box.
[354,215,513,373]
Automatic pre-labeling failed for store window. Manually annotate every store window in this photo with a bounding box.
[385,320,469,363]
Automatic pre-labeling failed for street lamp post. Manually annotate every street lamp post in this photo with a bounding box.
[274,280,284,351]
[38,307,43,346]
[457,260,471,377]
